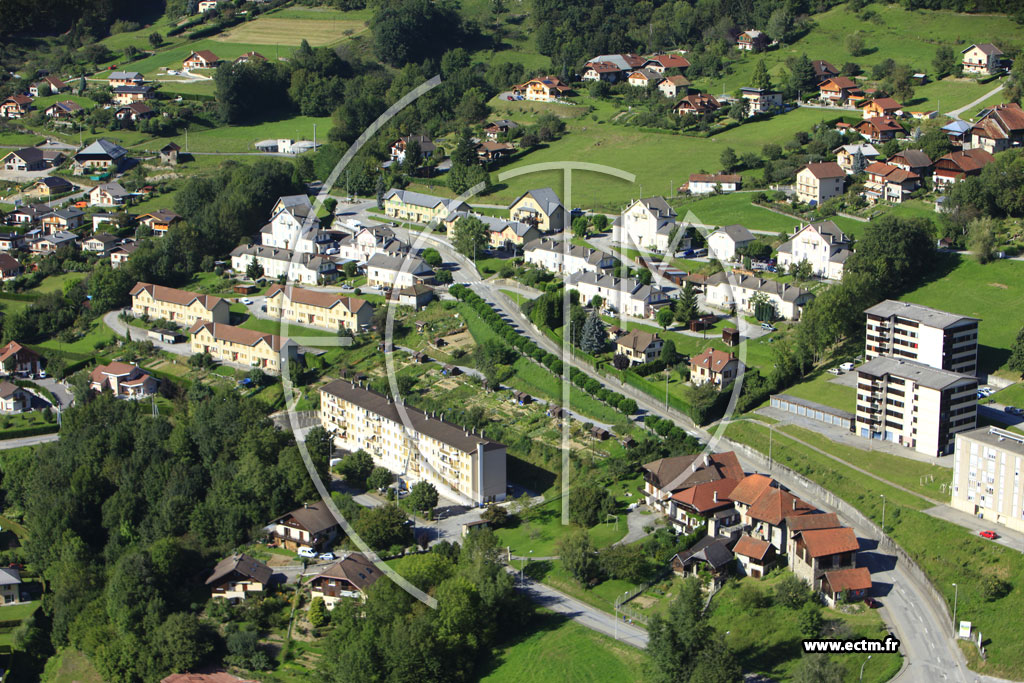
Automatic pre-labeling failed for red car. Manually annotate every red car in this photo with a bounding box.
[979,530,998,540]
[864,597,880,609]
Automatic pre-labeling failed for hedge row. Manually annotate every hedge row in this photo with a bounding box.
[0,424,59,441]
[450,285,636,416]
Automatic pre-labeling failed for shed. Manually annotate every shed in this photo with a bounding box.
[591,426,611,440]
[233,284,258,295]
[722,327,740,346]
[689,315,717,332]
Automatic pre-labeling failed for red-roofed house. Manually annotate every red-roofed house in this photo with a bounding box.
[89,362,159,398]
[669,478,739,533]
[189,321,299,374]
[206,553,272,601]
[818,77,861,104]
[513,76,573,102]
[582,61,627,83]
[733,534,777,578]
[737,30,768,52]
[183,50,221,69]
[855,117,906,144]
[932,148,995,186]
[674,93,720,116]
[162,673,258,683]
[790,526,860,587]
[130,282,230,325]
[0,341,41,376]
[641,451,744,514]
[730,474,775,521]
[309,552,382,607]
[821,566,872,606]
[690,348,741,389]
[658,74,690,99]
[0,95,34,119]
[969,102,1024,153]
[644,54,690,72]
[747,488,816,550]
[861,97,902,120]
[796,162,846,205]
[862,162,920,204]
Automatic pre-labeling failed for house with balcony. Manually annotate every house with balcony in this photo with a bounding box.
[206,553,272,601]
[309,553,382,607]
[268,502,340,551]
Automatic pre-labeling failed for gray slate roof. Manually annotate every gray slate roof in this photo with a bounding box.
[706,271,812,303]
[365,252,433,275]
[510,188,563,215]
[76,138,127,160]
[384,188,469,214]
[714,224,754,243]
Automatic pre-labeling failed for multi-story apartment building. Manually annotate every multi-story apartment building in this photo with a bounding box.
[130,282,231,326]
[382,189,470,224]
[776,220,851,280]
[230,244,338,285]
[951,426,1024,533]
[863,300,979,375]
[319,379,507,506]
[854,356,977,457]
[523,238,617,276]
[616,196,677,252]
[264,284,373,332]
[566,272,670,319]
[260,194,328,254]
[795,162,845,205]
[189,321,299,374]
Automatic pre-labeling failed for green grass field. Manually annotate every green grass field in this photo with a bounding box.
[709,574,901,682]
[481,611,645,683]
[493,497,628,558]
[37,318,116,356]
[674,192,868,238]
[212,11,370,47]
[899,254,1024,376]
[31,273,84,294]
[41,648,106,683]
[992,383,1024,409]
[239,315,340,340]
[776,371,858,412]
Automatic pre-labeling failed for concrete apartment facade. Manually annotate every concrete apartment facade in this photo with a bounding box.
[130,282,230,326]
[189,322,299,374]
[264,284,373,332]
[319,379,507,506]
[951,426,1024,533]
[864,300,979,376]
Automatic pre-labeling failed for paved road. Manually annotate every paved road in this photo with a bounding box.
[509,568,650,649]
[924,504,1024,554]
[948,84,1004,119]
[103,310,191,356]
[0,433,59,450]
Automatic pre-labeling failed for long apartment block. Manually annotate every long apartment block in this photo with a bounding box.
[319,379,506,506]
[864,300,979,375]
[952,426,1024,533]
[264,284,373,332]
[854,356,977,457]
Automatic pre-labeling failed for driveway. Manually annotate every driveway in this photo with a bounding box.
[103,310,191,356]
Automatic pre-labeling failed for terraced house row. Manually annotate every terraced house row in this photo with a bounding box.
[319,379,507,506]
[264,284,373,333]
[130,282,230,325]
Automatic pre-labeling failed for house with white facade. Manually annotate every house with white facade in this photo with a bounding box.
[523,238,617,276]
[230,244,338,285]
[365,253,435,289]
[776,221,851,280]
[796,162,845,205]
[687,173,741,195]
[566,272,670,318]
[260,195,330,254]
[615,196,677,252]
[863,300,979,375]
[704,272,813,321]
[707,224,754,261]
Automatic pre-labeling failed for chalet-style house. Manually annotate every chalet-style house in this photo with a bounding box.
[28,176,73,198]
[73,138,128,175]
[627,68,662,87]
[932,148,995,186]
[615,329,663,365]
[41,207,85,233]
[581,53,645,82]
[855,117,906,144]
[234,51,267,64]
[818,77,862,104]
[110,242,137,268]
[1,95,33,119]
[961,43,1003,75]
[795,162,845,205]
[674,93,720,116]
[811,60,839,84]
[108,71,144,87]
[1,148,46,172]
[512,76,572,102]
[861,97,901,120]
[475,140,515,162]
[44,100,83,119]
[833,143,878,174]
[777,220,851,280]
[268,502,340,551]
[0,341,42,376]
[969,102,1024,153]
[139,209,183,235]
[183,50,221,69]
[690,348,742,389]
[643,53,690,72]
[112,85,155,106]
[862,162,920,204]
[736,30,768,51]
[741,87,782,116]
[484,119,518,140]
[89,362,159,398]
[671,536,736,583]
[389,134,435,163]
[0,253,21,280]
[887,149,933,177]
[115,102,155,122]
[508,188,566,233]
[309,553,382,607]
[206,553,272,601]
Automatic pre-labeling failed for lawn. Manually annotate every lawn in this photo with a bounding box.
[992,383,1024,409]
[708,574,902,683]
[493,496,628,558]
[239,315,342,340]
[212,13,370,47]
[776,371,857,413]
[899,254,1024,376]
[37,318,117,356]
[30,272,84,294]
[41,648,106,683]
[158,113,334,153]
[724,419,1024,679]
[673,192,868,238]
[112,38,297,77]
[482,611,645,683]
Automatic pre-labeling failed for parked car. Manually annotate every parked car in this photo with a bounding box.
[760,322,776,332]
[297,546,317,558]
[839,362,855,372]
[979,530,998,540]
[1004,406,1024,416]
[240,297,253,305]
[318,552,336,561]
[827,367,841,375]
[864,597,881,609]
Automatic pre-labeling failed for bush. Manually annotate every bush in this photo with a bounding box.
[775,573,812,609]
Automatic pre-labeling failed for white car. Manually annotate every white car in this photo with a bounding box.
[318,552,336,561]
[240,297,253,305]
[297,546,316,558]
[839,362,855,372]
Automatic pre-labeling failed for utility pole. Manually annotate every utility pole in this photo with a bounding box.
[880,494,886,535]
[952,582,959,634]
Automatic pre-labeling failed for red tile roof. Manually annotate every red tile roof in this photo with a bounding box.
[803,161,846,179]
[730,473,774,506]
[189,321,290,351]
[130,282,224,311]
[647,53,690,69]
[691,347,737,372]
[747,488,815,526]
[820,76,858,90]
[265,284,369,313]
[799,527,860,557]
[823,566,872,593]
[671,478,737,513]
[787,512,840,532]
[733,534,773,560]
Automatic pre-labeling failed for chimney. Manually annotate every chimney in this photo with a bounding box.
[713,490,718,503]
[792,499,797,510]
[703,453,710,467]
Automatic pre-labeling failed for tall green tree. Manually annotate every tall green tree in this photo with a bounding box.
[675,282,699,323]
[408,480,439,515]
[1009,326,1024,374]
[752,59,772,91]
[647,578,715,683]
[789,54,817,97]
[452,215,489,259]
[557,527,600,583]
[579,310,606,354]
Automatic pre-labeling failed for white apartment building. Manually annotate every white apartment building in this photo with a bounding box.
[336,225,408,263]
[260,194,328,254]
[616,196,677,252]
[230,244,337,285]
[319,379,507,506]
[776,221,852,281]
[365,253,435,289]
[952,427,1024,533]
[707,224,754,261]
[795,162,845,205]
[704,272,813,321]
[854,356,977,457]
[523,238,617,276]
[864,300,979,376]
[566,272,670,319]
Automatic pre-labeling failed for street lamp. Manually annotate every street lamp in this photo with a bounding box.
[859,655,872,681]
[952,582,959,635]
[614,590,629,640]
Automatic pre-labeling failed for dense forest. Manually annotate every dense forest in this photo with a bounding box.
[1,388,331,681]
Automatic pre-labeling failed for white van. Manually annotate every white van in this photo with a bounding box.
[839,362,855,372]
[297,546,316,558]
